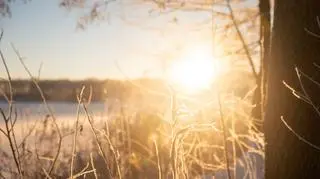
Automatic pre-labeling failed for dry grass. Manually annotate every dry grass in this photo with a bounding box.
[0,80,264,179]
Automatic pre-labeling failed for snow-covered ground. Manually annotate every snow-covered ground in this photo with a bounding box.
[214,151,264,179]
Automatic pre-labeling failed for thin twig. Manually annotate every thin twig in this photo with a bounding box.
[153,139,162,179]
[9,108,21,175]
[37,62,43,81]
[226,0,259,82]
[281,116,320,151]
[11,44,62,176]
[90,153,98,179]
[82,104,114,178]
[0,29,13,102]
[68,162,90,179]
[0,30,22,176]
[70,86,85,179]
[96,126,122,179]
[72,169,96,179]
[0,108,21,175]
[42,168,53,179]
[295,67,320,117]
[217,92,232,179]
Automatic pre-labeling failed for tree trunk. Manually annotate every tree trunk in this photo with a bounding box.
[265,1,320,178]
[252,0,271,130]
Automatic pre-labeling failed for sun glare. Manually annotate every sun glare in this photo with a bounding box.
[168,45,224,93]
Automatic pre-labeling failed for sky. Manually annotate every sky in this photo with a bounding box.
[0,0,214,80]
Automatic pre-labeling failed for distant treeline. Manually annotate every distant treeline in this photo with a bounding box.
[0,71,254,102]
[0,78,167,102]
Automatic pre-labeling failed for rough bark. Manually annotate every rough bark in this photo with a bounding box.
[265,1,320,178]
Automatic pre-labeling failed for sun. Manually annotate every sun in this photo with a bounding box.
[168,45,224,93]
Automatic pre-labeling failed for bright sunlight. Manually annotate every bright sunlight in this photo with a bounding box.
[168,45,224,93]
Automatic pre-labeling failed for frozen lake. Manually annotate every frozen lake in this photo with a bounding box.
[0,101,109,117]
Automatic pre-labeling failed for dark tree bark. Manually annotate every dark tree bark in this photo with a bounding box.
[252,0,271,130]
[265,1,320,178]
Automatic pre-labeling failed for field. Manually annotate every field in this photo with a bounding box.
[0,70,264,179]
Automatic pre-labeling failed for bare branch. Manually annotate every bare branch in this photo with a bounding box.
[226,0,259,81]
[11,43,62,177]
[82,103,114,178]
[70,86,85,179]
[281,116,320,151]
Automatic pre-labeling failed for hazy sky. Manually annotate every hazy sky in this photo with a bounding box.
[0,0,214,80]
